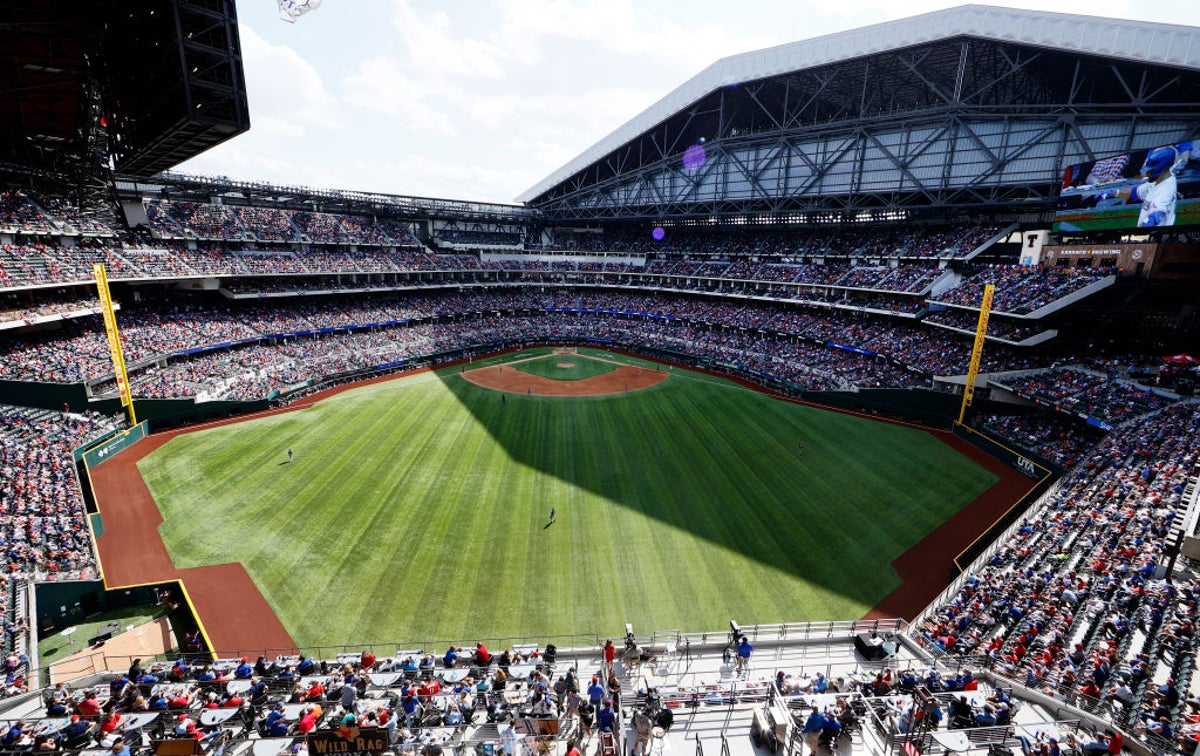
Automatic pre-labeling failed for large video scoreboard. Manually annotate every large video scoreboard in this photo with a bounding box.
[1054,141,1197,233]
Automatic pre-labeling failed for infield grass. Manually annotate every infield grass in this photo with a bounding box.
[513,353,618,381]
[138,348,997,649]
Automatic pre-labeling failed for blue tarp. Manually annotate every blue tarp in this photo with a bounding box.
[825,342,877,357]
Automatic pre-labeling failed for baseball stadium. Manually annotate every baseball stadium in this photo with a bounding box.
[0,3,1198,756]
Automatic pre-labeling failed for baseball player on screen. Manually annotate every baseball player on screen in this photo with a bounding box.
[1097,145,1183,227]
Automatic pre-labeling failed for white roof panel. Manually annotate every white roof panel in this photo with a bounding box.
[518,5,1200,203]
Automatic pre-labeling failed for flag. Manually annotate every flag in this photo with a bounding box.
[278,0,322,23]
[1085,154,1129,185]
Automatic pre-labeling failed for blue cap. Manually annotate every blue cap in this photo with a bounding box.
[1141,146,1177,180]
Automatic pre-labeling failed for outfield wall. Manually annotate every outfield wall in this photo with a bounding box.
[799,387,962,428]
[0,378,268,431]
[948,423,1058,573]
[134,397,270,430]
[0,380,98,412]
[80,422,148,468]
[5,335,1018,438]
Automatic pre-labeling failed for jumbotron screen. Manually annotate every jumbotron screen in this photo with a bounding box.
[1053,141,1198,232]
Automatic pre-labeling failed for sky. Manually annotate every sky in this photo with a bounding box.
[175,0,1200,205]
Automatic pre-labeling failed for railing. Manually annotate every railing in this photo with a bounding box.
[42,719,529,756]
[914,647,1186,755]
[639,679,774,714]
[46,617,911,689]
[1164,460,1200,575]
[631,618,908,651]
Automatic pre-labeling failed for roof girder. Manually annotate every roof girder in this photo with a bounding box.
[530,39,1200,221]
[534,111,1195,221]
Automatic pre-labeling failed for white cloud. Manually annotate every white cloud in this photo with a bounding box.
[238,24,342,132]
[345,152,527,203]
[248,116,305,141]
[389,1,509,80]
[341,56,459,135]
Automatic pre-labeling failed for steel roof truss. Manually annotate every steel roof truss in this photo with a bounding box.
[865,131,938,203]
[962,47,1040,105]
[743,82,784,132]
[897,49,953,106]
[724,148,774,203]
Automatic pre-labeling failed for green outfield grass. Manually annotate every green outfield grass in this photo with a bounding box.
[513,353,618,381]
[137,348,997,648]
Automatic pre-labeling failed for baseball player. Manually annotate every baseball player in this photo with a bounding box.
[1095,145,1181,227]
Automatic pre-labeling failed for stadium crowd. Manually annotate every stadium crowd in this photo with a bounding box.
[914,401,1200,752]
[0,291,104,326]
[0,290,1055,394]
[0,405,117,580]
[0,639,673,753]
[933,265,1115,315]
[544,224,999,260]
[0,195,1131,375]
[0,191,57,236]
[970,412,1105,468]
[1,196,1113,334]
[105,312,862,401]
[435,229,524,248]
[144,200,421,248]
[1000,368,1179,426]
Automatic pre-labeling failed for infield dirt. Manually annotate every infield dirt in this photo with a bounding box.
[461,358,667,395]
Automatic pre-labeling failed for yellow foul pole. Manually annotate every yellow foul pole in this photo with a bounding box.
[93,264,137,426]
[957,283,995,425]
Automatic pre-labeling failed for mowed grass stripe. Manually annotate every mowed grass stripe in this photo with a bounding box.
[250,394,433,633]
[449,434,514,640]
[138,350,998,648]
[630,385,746,623]
[331,393,471,633]
[368,385,492,636]
[660,386,819,621]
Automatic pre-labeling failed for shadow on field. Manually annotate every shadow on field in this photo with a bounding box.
[434,351,891,609]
